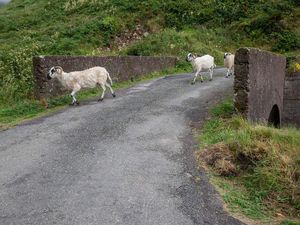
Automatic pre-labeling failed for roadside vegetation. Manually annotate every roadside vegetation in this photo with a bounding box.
[196,99,300,224]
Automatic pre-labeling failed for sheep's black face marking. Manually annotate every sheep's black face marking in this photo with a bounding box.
[186,53,194,62]
[224,53,231,59]
[47,67,55,80]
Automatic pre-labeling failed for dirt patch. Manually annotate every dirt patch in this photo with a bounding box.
[196,143,237,176]
[102,25,149,51]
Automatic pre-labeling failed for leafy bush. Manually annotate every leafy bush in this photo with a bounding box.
[0,40,42,104]
[272,31,300,52]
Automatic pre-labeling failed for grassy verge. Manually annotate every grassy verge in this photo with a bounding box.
[195,99,300,224]
[0,65,187,131]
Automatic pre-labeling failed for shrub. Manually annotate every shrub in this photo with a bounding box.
[0,40,42,104]
[272,31,300,52]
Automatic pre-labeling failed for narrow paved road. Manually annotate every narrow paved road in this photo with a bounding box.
[0,69,243,225]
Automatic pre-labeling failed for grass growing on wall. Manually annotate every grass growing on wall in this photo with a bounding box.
[196,99,300,223]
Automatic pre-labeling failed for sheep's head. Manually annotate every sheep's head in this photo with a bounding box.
[186,53,195,62]
[47,66,63,80]
[224,52,232,59]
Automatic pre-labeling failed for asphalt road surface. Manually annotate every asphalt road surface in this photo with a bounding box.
[0,69,244,225]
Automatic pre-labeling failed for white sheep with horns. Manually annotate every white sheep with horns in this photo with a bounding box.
[224,52,235,78]
[186,53,215,84]
[47,66,116,105]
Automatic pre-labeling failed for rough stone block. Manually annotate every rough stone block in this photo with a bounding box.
[234,48,286,126]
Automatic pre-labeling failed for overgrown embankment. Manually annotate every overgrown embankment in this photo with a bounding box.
[196,99,300,224]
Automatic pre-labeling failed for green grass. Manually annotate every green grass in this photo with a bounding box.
[281,220,300,225]
[197,99,300,223]
[0,65,186,130]
[122,27,236,65]
[212,177,269,220]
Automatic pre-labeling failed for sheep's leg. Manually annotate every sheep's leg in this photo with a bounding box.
[192,71,202,85]
[200,73,204,83]
[105,82,116,98]
[226,68,230,78]
[209,68,213,81]
[70,90,79,105]
[70,85,81,105]
[98,84,106,101]
[230,67,234,76]
[228,68,232,77]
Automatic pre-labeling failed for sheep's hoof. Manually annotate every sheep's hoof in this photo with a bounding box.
[225,76,229,78]
[200,80,203,83]
[191,82,195,85]
[98,98,104,102]
[112,93,116,98]
[75,101,80,105]
[209,79,212,81]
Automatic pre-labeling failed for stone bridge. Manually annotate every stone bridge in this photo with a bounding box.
[32,50,299,128]
[234,47,299,128]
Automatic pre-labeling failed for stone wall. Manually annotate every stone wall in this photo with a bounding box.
[33,55,177,98]
[283,72,300,128]
[234,48,286,126]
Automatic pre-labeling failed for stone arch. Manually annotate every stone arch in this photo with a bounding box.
[268,104,280,128]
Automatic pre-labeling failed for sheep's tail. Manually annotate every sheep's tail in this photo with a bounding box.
[107,72,113,86]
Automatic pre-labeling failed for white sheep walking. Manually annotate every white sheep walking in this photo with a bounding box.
[186,53,215,84]
[224,52,235,78]
[47,66,116,105]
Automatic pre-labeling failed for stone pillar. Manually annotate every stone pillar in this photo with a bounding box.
[234,48,286,126]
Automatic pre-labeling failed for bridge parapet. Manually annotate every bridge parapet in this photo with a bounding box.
[234,48,286,127]
[33,55,177,99]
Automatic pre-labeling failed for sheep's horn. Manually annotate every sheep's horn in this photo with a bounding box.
[55,66,63,70]
[54,66,63,73]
